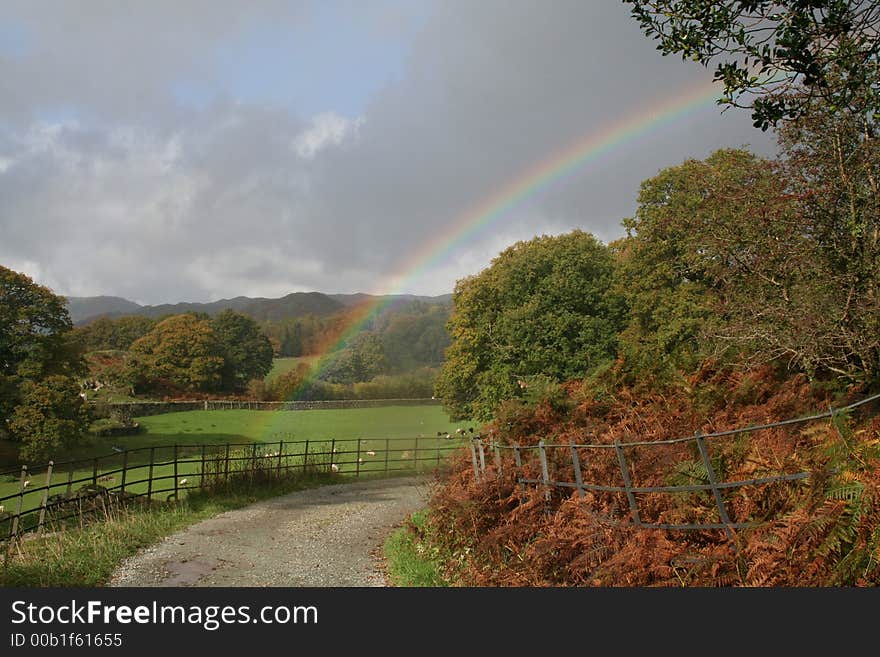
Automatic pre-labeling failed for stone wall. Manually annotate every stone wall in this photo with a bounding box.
[95,398,441,418]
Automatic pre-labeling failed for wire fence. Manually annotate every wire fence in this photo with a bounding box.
[466,392,880,538]
[0,435,464,551]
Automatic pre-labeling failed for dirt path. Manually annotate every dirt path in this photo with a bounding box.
[108,476,431,587]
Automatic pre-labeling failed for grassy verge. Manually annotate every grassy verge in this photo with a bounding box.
[0,472,336,587]
[383,510,449,587]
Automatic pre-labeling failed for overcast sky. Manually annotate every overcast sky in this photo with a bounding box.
[0,0,776,304]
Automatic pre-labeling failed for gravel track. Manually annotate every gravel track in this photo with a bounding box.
[109,476,431,587]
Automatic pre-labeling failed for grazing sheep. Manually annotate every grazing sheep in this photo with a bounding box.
[366,451,376,456]
[330,464,339,473]
[179,478,188,486]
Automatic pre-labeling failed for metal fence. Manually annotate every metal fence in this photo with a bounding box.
[0,435,463,549]
[467,392,880,537]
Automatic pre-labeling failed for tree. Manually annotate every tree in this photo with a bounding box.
[321,332,387,384]
[627,1,880,129]
[0,265,88,458]
[435,230,625,421]
[73,315,156,351]
[618,143,879,385]
[770,95,880,381]
[381,306,451,373]
[9,375,91,462]
[126,314,224,392]
[211,310,274,390]
[615,148,796,382]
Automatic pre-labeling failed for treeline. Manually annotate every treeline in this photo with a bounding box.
[261,301,450,370]
[253,364,438,403]
[79,310,274,395]
[72,297,451,399]
[437,97,879,421]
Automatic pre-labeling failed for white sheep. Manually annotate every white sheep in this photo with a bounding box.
[330,464,339,473]
[179,478,188,486]
[366,451,376,456]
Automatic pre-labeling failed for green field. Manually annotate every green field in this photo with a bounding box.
[265,355,320,382]
[0,404,476,524]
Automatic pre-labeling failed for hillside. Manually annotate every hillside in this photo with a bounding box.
[66,291,450,325]
[65,296,143,323]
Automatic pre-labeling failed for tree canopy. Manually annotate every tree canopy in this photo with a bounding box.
[0,265,88,460]
[435,230,625,421]
[211,310,274,390]
[627,1,880,129]
[126,314,224,392]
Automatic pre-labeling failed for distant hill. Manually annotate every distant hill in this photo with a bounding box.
[65,296,143,324]
[328,293,453,307]
[67,291,451,325]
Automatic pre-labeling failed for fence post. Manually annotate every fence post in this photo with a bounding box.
[538,440,551,502]
[66,468,74,496]
[384,438,390,475]
[477,438,486,476]
[513,443,526,495]
[303,439,310,473]
[147,447,155,499]
[277,440,284,477]
[330,438,336,473]
[120,448,128,495]
[37,461,54,535]
[11,466,28,541]
[413,437,419,472]
[614,440,641,526]
[224,443,231,482]
[92,457,98,487]
[173,444,179,501]
[469,439,480,482]
[493,442,502,478]
[200,444,207,488]
[695,431,734,539]
[569,443,585,499]
[356,440,362,478]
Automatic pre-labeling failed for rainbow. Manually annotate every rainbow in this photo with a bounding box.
[277,79,724,406]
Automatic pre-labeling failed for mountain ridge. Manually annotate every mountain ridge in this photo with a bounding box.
[66,291,452,325]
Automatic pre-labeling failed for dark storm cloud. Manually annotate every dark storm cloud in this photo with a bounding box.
[0,1,776,303]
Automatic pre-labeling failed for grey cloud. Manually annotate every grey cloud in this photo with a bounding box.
[0,1,777,303]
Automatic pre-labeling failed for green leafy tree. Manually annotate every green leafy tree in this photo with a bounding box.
[381,306,451,373]
[321,332,387,384]
[73,315,156,351]
[435,230,625,421]
[628,1,880,129]
[9,375,91,462]
[763,95,880,381]
[615,148,796,383]
[0,265,87,458]
[618,141,879,386]
[210,310,274,390]
[126,314,224,392]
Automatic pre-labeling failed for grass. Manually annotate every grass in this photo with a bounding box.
[383,510,449,587]
[135,404,470,443]
[0,404,474,523]
[0,471,338,587]
[265,355,320,382]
